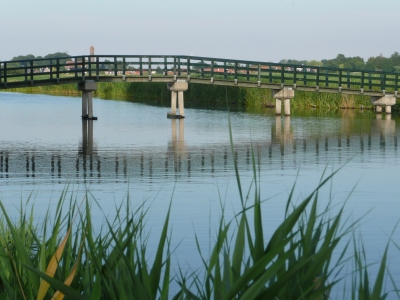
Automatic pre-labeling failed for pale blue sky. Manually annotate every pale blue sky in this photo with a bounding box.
[1,0,399,62]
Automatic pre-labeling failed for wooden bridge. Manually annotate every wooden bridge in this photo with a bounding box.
[1,55,399,118]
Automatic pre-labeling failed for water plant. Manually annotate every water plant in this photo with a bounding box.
[0,148,398,299]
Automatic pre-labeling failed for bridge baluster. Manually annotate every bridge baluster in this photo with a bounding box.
[381,73,385,91]
[56,59,60,81]
[234,62,238,82]
[24,61,28,82]
[361,71,365,90]
[148,57,152,78]
[173,58,177,75]
[325,69,328,87]
[82,56,85,79]
[269,65,272,83]
[89,57,92,77]
[50,59,53,80]
[74,58,78,78]
[29,61,33,82]
[368,72,372,90]
[95,57,99,78]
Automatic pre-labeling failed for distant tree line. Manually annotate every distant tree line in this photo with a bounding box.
[10,52,71,67]
[280,52,400,72]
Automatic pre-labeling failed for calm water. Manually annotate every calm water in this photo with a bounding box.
[1,92,399,296]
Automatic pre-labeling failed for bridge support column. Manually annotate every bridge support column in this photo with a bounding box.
[370,95,396,115]
[82,92,88,117]
[167,80,188,119]
[284,99,291,115]
[273,88,295,116]
[78,81,97,120]
[178,91,185,117]
[171,91,177,115]
[275,99,282,115]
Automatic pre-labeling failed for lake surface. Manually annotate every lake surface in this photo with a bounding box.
[0,91,399,297]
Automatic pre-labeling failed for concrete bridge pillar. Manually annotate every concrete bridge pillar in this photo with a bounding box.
[78,81,97,120]
[167,80,188,119]
[370,95,396,114]
[273,88,295,116]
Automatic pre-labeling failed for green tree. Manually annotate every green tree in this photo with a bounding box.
[365,57,376,71]
[390,51,400,65]
[381,58,393,71]
[11,54,35,67]
[307,60,323,66]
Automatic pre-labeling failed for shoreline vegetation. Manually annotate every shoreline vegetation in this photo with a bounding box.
[0,163,399,299]
[2,82,383,111]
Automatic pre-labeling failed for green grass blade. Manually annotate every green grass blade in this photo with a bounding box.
[23,264,85,300]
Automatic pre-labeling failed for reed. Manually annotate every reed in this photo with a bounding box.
[2,81,386,110]
[0,158,398,299]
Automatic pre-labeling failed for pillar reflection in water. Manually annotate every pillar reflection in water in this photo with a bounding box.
[78,120,99,179]
[79,120,97,156]
[168,119,188,174]
[271,116,294,155]
[169,119,187,154]
[375,114,396,150]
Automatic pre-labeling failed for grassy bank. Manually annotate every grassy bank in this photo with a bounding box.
[0,163,398,299]
[2,82,382,110]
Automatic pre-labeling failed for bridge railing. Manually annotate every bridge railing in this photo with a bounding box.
[1,55,399,93]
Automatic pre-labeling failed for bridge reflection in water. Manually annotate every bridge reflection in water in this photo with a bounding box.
[0,115,397,183]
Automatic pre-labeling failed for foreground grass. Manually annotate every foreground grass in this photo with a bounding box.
[0,168,399,299]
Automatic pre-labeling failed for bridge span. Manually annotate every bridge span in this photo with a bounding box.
[1,55,399,118]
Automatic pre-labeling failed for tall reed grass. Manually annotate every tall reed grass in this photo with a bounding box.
[2,82,384,110]
[0,149,398,299]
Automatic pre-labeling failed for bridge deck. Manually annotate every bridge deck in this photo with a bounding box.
[1,55,399,97]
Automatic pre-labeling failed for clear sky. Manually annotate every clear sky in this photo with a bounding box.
[1,0,399,62]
